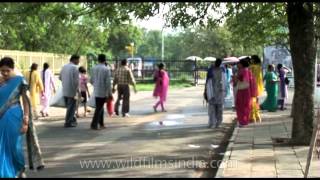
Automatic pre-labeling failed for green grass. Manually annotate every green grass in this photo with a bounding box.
[136,79,194,91]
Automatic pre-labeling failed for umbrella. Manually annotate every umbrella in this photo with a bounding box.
[185,56,203,61]
[238,56,250,60]
[204,57,216,61]
[223,57,239,64]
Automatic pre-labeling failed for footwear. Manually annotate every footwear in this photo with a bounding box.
[17,171,27,178]
[36,165,45,171]
[161,109,167,112]
[45,113,49,117]
[100,125,107,129]
[40,111,45,117]
[90,126,99,130]
[64,124,77,128]
[115,111,119,116]
[122,113,130,117]
[153,106,157,112]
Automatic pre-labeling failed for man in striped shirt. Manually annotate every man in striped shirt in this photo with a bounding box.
[112,59,137,117]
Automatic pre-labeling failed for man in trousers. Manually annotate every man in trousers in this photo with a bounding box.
[59,54,80,128]
[90,54,112,130]
[113,59,137,117]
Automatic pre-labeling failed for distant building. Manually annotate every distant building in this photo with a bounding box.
[263,45,293,71]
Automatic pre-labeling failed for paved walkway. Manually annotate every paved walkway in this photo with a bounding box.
[27,86,235,178]
[36,89,155,121]
[216,93,320,178]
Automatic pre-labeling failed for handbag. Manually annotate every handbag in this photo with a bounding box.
[285,77,290,85]
[236,81,249,90]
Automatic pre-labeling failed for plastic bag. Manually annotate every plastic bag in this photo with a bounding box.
[49,87,66,107]
[106,98,114,117]
[87,95,95,108]
[49,87,65,107]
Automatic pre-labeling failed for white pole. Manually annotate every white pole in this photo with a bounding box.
[161,28,164,60]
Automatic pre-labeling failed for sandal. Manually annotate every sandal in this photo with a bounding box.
[40,111,45,117]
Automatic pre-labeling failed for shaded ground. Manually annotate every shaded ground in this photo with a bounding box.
[26,86,235,178]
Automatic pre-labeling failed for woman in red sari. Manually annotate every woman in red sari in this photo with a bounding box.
[235,59,252,127]
[153,63,170,112]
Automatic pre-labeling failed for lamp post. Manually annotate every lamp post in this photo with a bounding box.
[130,42,134,58]
[161,28,164,61]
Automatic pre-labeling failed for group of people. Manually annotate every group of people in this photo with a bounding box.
[205,55,291,128]
[0,54,171,177]
[59,54,170,130]
[23,63,56,120]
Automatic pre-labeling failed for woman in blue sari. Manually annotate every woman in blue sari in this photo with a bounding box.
[0,57,44,178]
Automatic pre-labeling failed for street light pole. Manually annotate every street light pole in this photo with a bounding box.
[161,28,164,61]
[130,42,134,58]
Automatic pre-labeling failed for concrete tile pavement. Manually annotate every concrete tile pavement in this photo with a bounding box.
[216,109,320,178]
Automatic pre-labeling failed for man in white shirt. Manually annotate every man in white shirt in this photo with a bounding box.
[90,54,112,130]
[59,54,80,128]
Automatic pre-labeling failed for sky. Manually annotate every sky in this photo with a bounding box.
[132,3,177,34]
[132,3,227,34]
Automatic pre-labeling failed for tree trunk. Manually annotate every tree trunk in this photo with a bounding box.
[287,2,316,145]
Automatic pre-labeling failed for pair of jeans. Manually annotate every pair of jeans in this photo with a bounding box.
[64,97,77,126]
[91,97,106,128]
[115,85,130,115]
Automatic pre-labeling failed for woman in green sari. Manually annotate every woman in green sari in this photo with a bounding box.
[260,65,279,112]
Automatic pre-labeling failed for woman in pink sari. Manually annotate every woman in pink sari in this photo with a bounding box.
[153,63,169,112]
[235,59,252,127]
[40,63,56,117]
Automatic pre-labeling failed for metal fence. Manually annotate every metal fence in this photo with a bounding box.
[0,48,213,85]
[92,59,213,85]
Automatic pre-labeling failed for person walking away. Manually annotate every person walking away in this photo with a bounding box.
[24,63,44,120]
[231,63,238,109]
[153,63,170,112]
[225,64,233,98]
[249,55,264,123]
[0,57,44,178]
[90,54,112,130]
[205,58,226,128]
[59,54,80,128]
[260,64,279,112]
[76,66,91,117]
[113,59,137,117]
[40,63,56,117]
[277,63,291,110]
[235,59,252,127]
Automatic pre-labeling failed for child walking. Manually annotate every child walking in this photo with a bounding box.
[76,66,90,117]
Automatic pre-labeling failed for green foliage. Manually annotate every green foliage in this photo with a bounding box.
[137,30,162,59]
[107,24,143,59]
[225,3,288,51]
